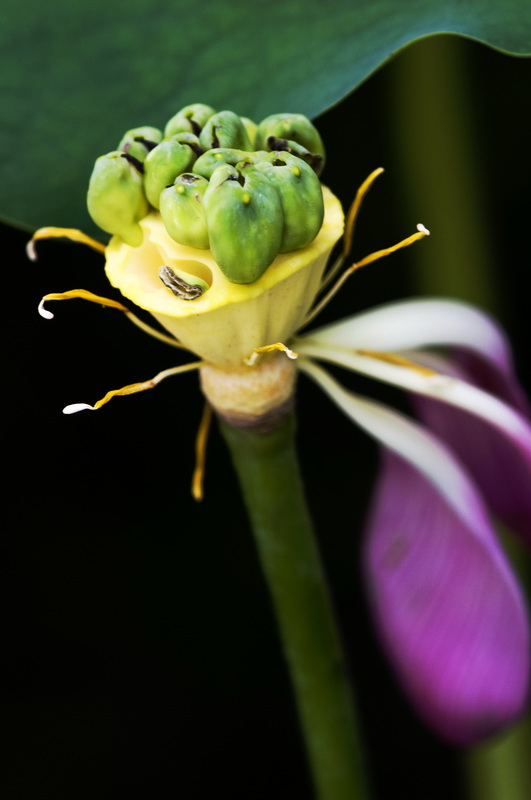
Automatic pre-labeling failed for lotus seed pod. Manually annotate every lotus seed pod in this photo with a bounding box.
[254,152,324,252]
[255,113,326,172]
[199,111,253,152]
[144,137,199,208]
[159,173,210,249]
[164,103,216,137]
[240,116,257,148]
[87,151,148,246]
[204,163,283,284]
[118,126,163,161]
[194,148,267,179]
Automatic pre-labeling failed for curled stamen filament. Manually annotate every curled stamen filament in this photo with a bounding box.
[39,288,186,349]
[245,342,299,366]
[27,227,106,260]
[63,361,205,414]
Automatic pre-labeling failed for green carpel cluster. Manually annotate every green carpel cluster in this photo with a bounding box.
[87,104,326,285]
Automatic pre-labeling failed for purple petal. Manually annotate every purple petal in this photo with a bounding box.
[452,347,531,418]
[364,450,530,744]
[412,353,531,542]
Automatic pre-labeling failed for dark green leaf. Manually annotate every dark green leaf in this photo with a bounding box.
[3,0,531,231]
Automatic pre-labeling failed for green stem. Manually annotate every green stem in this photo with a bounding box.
[220,414,369,800]
[466,718,531,800]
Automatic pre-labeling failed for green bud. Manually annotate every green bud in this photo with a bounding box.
[255,113,326,174]
[204,163,283,284]
[199,111,253,152]
[159,173,210,249]
[87,151,148,246]
[118,126,163,162]
[193,148,267,179]
[254,152,324,252]
[164,103,216,138]
[144,136,200,209]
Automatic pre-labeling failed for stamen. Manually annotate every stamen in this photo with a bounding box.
[27,227,106,260]
[299,223,430,330]
[62,361,205,414]
[39,289,127,319]
[356,349,438,377]
[245,342,299,366]
[191,402,213,502]
[353,224,430,270]
[343,167,385,258]
[320,167,384,292]
[38,288,188,349]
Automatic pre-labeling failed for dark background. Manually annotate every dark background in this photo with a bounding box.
[3,36,531,799]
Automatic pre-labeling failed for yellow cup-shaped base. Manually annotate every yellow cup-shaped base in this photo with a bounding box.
[105,185,344,367]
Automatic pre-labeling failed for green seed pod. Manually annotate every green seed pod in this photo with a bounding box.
[264,136,324,175]
[159,173,210,249]
[118,126,163,162]
[87,151,148,246]
[170,132,203,153]
[199,111,253,152]
[204,163,283,284]
[164,103,216,138]
[144,137,200,209]
[255,113,326,173]
[254,152,324,252]
[240,116,257,148]
[193,148,267,179]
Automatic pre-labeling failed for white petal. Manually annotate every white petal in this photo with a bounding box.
[296,341,531,458]
[298,359,503,550]
[303,298,512,374]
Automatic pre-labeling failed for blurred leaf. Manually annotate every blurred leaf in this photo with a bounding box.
[3,0,531,231]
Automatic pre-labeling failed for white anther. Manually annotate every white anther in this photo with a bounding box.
[38,299,54,319]
[417,223,430,236]
[63,403,94,414]
[26,240,37,261]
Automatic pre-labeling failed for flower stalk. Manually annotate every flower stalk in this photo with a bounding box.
[219,412,370,800]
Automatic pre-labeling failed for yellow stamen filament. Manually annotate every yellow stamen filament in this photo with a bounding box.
[356,349,438,377]
[245,342,299,366]
[27,227,106,260]
[63,361,205,414]
[343,167,385,258]
[39,288,188,349]
[192,403,213,502]
[320,167,384,292]
[39,288,127,316]
[299,224,430,330]
[353,224,430,270]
